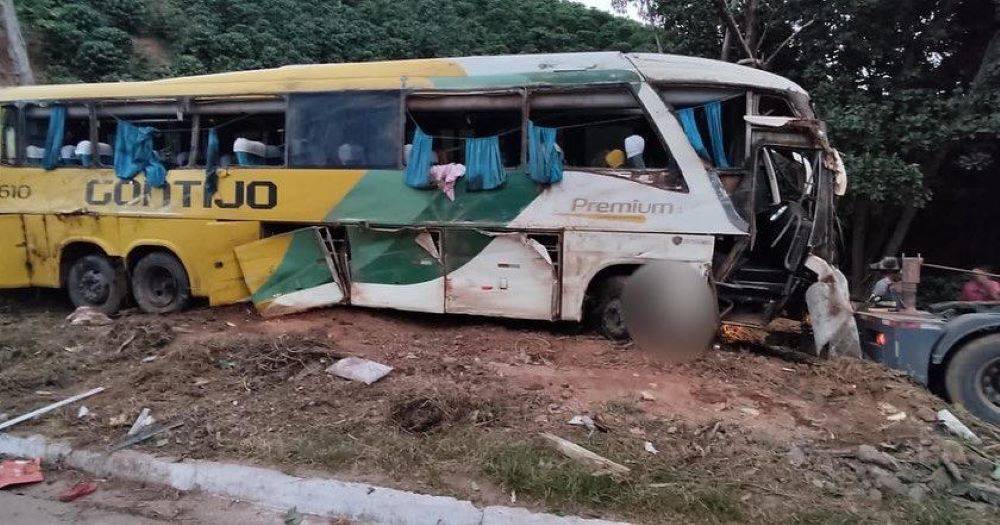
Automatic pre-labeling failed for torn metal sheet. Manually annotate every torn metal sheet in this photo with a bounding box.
[234,227,344,317]
[805,255,861,358]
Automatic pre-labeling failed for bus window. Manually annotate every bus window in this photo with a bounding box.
[1,106,15,165]
[96,101,191,169]
[406,93,522,168]
[529,88,672,170]
[288,91,401,169]
[194,99,286,168]
[20,104,91,167]
[756,94,797,117]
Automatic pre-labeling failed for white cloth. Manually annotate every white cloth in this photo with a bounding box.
[624,135,645,159]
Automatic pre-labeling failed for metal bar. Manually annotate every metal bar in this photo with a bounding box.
[0,387,105,432]
[923,263,1000,280]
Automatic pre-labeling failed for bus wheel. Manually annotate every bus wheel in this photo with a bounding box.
[66,254,127,314]
[591,276,629,341]
[131,252,191,314]
[945,333,1000,426]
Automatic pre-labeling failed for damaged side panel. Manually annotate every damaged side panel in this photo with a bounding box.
[0,215,30,287]
[234,227,344,317]
[345,225,445,313]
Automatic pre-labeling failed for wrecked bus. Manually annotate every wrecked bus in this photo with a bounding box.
[0,53,843,336]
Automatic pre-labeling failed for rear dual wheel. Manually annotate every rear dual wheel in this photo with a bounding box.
[945,334,1000,426]
[66,252,190,315]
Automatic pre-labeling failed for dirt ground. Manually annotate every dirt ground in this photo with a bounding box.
[1,289,999,524]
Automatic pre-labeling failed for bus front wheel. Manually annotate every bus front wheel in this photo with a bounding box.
[66,254,128,314]
[131,252,191,314]
[945,333,1000,426]
[590,276,630,341]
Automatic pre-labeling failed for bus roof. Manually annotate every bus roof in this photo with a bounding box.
[0,52,806,103]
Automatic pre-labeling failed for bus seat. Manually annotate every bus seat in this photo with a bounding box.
[337,143,365,166]
[25,145,45,165]
[625,135,646,169]
[60,144,80,166]
[234,137,283,166]
[98,142,113,165]
[3,126,15,160]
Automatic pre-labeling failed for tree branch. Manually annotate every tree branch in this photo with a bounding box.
[711,0,757,65]
[763,19,816,69]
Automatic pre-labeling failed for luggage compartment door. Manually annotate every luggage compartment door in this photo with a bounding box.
[345,225,445,313]
[234,226,345,317]
[0,215,30,288]
[444,229,558,320]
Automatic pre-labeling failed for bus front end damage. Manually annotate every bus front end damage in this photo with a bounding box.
[714,116,860,356]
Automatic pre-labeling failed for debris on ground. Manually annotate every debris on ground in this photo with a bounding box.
[0,459,44,489]
[539,432,630,476]
[643,441,659,455]
[112,421,184,451]
[938,409,983,444]
[0,387,105,431]
[58,481,98,502]
[127,408,155,436]
[855,444,900,471]
[325,356,392,385]
[77,406,89,419]
[567,415,597,433]
[65,307,113,326]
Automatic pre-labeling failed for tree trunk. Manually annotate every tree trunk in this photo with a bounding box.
[721,28,732,62]
[880,205,917,258]
[0,0,34,85]
[851,200,870,291]
[744,0,760,52]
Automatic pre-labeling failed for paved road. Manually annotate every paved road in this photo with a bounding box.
[1,492,169,524]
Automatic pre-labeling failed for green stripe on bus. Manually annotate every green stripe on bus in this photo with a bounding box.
[251,229,335,304]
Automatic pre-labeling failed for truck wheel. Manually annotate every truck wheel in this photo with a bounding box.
[131,252,191,314]
[945,333,1000,426]
[66,254,127,314]
[591,276,629,341]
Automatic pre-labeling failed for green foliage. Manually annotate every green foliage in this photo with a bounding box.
[16,0,657,83]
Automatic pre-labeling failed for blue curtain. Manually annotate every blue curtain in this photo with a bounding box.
[42,105,66,171]
[464,136,506,191]
[527,121,563,185]
[205,128,220,194]
[677,108,710,160]
[404,127,435,189]
[113,120,167,187]
[705,101,730,168]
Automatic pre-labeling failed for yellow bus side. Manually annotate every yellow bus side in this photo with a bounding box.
[10,213,259,306]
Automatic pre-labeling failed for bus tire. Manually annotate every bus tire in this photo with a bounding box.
[131,252,191,314]
[66,254,128,314]
[591,275,629,341]
[945,333,1000,426]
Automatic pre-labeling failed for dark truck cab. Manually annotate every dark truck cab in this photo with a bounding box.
[856,302,1000,425]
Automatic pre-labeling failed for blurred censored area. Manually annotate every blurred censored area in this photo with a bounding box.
[622,261,719,363]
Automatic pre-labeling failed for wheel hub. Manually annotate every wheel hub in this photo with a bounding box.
[145,267,178,308]
[980,357,1000,409]
[78,268,109,304]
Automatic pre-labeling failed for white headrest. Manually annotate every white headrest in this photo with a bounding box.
[3,127,14,159]
[26,145,45,159]
[234,137,266,156]
[98,142,112,156]
[75,141,92,155]
[337,143,364,164]
[60,144,77,159]
[625,135,645,158]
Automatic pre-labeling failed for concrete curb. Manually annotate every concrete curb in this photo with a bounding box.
[0,434,629,525]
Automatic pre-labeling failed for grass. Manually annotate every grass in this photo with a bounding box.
[480,439,744,524]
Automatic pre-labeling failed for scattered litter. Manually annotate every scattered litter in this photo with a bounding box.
[0,459,44,489]
[0,387,105,432]
[538,432,630,476]
[937,409,982,444]
[886,412,907,422]
[127,408,155,436]
[283,506,303,525]
[644,441,659,455]
[326,357,393,385]
[77,406,89,419]
[567,415,596,433]
[786,446,807,467]
[111,420,184,451]
[141,355,158,363]
[0,413,8,422]
[226,321,238,328]
[739,407,761,417]
[878,402,907,421]
[855,444,899,471]
[639,391,656,401]
[66,306,112,326]
[109,413,128,427]
[59,481,98,502]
